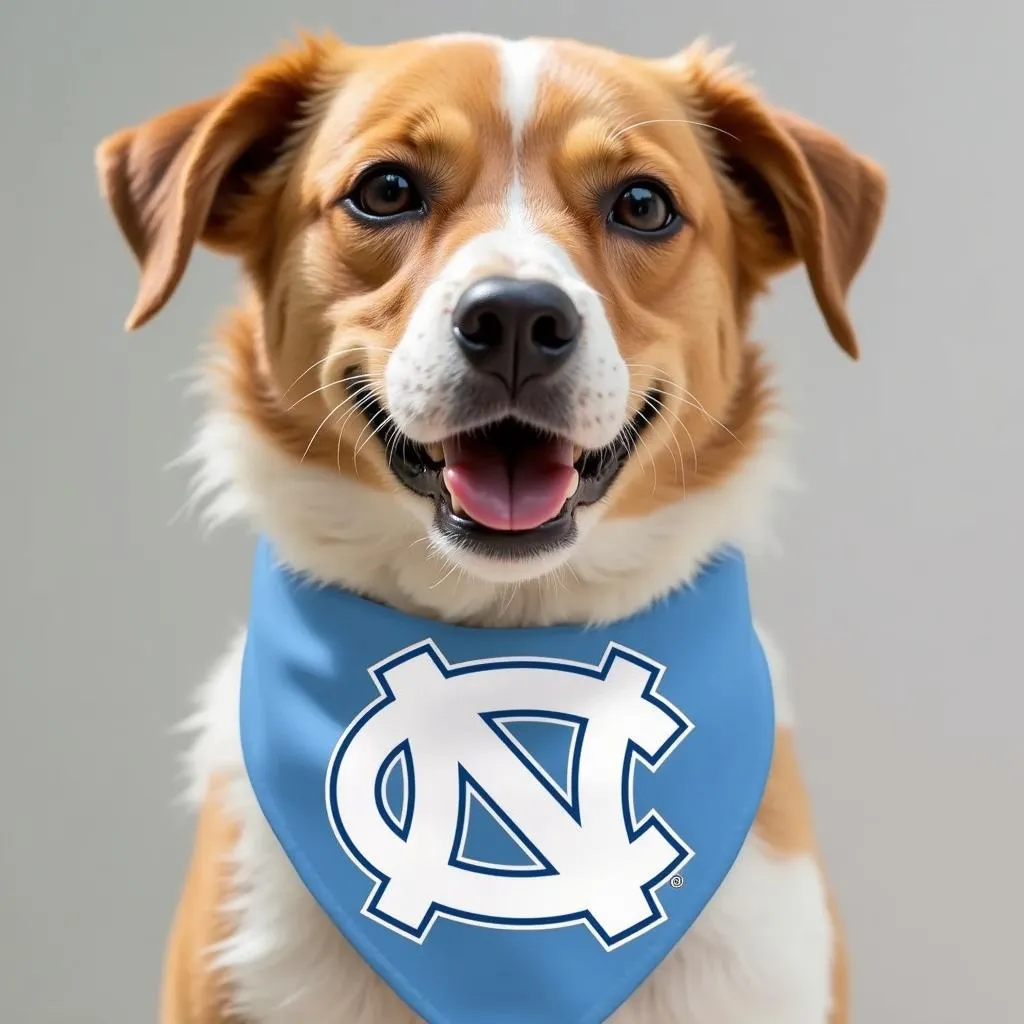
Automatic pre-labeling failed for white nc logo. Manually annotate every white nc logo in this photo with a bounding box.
[325,641,693,951]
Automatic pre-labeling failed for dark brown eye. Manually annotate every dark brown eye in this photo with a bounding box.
[345,167,425,221]
[608,181,679,236]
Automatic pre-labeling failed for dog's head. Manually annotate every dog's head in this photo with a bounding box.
[97,34,884,607]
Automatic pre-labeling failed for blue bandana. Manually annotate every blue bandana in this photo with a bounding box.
[240,538,774,1024]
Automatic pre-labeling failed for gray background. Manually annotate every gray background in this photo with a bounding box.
[1,0,1020,1021]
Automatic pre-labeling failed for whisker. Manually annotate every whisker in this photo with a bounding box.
[281,354,335,399]
[297,379,375,451]
[385,424,406,467]
[609,117,740,143]
[653,397,699,471]
[354,405,392,460]
[334,388,381,472]
[625,364,742,444]
[333,386,379,437]
[499,582,519,617]
[345,398,390,477]
[285,376,365,413]
[430,557,463,592]
[634,390,698,473]
[632,403,685,483]
[424,536,452,567]
[675,395,741,446]
[280,342,385,401]
[302,398,351,463]
[652,408,694,489]
[623,420,658,491]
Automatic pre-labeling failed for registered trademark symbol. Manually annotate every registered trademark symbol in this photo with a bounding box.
[669,874,684,889]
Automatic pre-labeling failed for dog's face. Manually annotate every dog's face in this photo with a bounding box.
[97,34,884,587]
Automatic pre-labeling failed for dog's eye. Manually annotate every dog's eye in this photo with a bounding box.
[344,166,425,221]
[608,181,679,236]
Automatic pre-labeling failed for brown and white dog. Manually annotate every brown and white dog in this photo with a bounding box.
[96,31,885,1024]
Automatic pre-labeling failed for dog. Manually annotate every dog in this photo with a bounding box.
[97,30,885,1024]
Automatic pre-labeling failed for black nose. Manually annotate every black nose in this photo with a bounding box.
[452,276,581,394]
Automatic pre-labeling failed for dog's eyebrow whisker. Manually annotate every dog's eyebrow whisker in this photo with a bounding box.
[608,117,741,142]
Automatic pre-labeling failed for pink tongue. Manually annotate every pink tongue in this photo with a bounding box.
[442,434,576,532]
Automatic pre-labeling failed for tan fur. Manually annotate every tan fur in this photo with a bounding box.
[97,32,884,1024]
[161,778,239,1023]
[754,728,817,856]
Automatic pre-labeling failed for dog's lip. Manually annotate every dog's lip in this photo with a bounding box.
[341,371,661,543]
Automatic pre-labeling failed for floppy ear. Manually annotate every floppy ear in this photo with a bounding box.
[96,35,339,330]
[677,45,887,359]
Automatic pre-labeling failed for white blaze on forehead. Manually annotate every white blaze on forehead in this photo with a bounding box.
[495,39,551,231]
[499,38,548,233]
[495,39,550,140]
[424,34,550,227]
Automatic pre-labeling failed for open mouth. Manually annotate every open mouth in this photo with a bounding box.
[347,373,660,559]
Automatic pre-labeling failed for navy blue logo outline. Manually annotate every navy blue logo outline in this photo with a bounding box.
[324,639,695,952]
[374,740,415,841]
[448,765,558,877]
[480,711,588,824]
